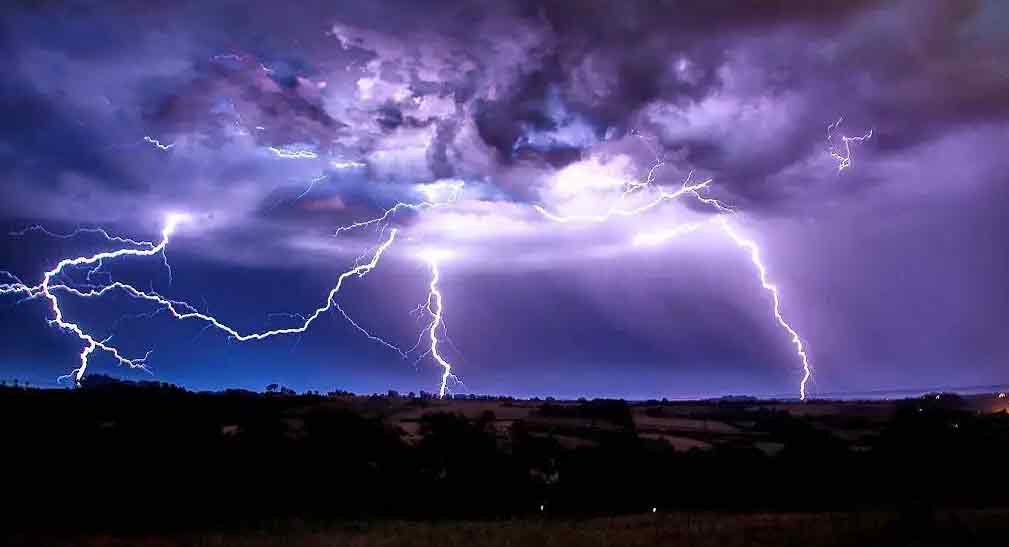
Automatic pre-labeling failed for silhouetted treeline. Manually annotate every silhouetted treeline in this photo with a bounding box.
[2,378,1008,535]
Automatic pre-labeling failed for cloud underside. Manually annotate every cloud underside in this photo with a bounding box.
[1,0,1008,395]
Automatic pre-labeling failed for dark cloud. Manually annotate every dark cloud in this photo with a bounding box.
[0,0,1007,397]
[151,57,343,147]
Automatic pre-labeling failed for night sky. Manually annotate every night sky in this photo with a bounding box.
[1,0,1007,399]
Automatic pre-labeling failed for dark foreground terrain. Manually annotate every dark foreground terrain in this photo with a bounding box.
[3,377,1009,545]
[9,510,1009,547]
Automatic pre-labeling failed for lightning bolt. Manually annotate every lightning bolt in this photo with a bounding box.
[267,146,318,159]
[6,222,175,292]
[38,214,188,382]
[715,218,812,401]
[631,220,711,247]
[143,136,175,151]
[420,256,455,398]
[290,160,366,202]
[537,141,812,400]
[533,161,727,223]
[334,302,410,359]
[827,116,872,173]
[631,216,813,400]
[6,121,830,401]
[2,175,464,395]
[293,174,329,202]
[9,225,158,248]
[333,180,464,237]
[330,160,367,170]
[331,182,465,397]
[2,213,400,385]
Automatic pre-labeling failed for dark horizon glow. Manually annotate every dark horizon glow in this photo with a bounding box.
[1,0,1007,399]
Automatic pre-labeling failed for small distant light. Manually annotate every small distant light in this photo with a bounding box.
[935,395,941,400]
[652,507,657,513]
[999,393,1006,399]
[539,504,545,512]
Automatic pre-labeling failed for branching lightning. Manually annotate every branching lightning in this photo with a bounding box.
[533,161,726,223]
[420,255,455,398]
[4,113,839,401]
[333,180,463,237]
[1,173,465,396]
[716,218,812,400]
[536,141,813,400]
[331,181,465,397]
[291,160,366,202]
[2,213,399,385]
[2,214,189,382]
[827,116,872,173]
[334,302,410,359]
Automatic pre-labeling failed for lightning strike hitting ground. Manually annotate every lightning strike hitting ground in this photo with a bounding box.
[3,176,463,396]
[827,116,872,173]
[331,182,465,397]
[537,145,812,399]
[1,214,400,385]
[716,218,813,401]
[632,216,814,400]
[41,213,187,382]
[4,124,818,400]
[421,256,455,398]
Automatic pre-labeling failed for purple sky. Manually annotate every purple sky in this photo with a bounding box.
[1,0,1007,399]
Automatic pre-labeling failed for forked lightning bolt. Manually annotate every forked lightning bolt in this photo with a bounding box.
[534,161,726,223]
[2,214,399,384]
[716,218,812,400]
[5,129,827,400]
[2,214,189,382]
[537,144,813,400]
[630,216,813,399]
[333,181,464,237]
[1,177,464,394]
[422,257,455,398]
[332,181,465,397]
[827,116,872,173]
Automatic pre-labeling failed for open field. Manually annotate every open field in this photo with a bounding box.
[359,391,1009,453]
[3,380,1009,543]
[10,509,1009,547]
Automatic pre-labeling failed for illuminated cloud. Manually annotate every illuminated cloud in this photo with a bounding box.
[1,0,1008,397]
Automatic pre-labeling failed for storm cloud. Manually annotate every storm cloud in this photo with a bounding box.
[1,0,1007,398]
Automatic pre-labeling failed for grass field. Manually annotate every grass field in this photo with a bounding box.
[11,509,1009,547]
[6,384,1008,545]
